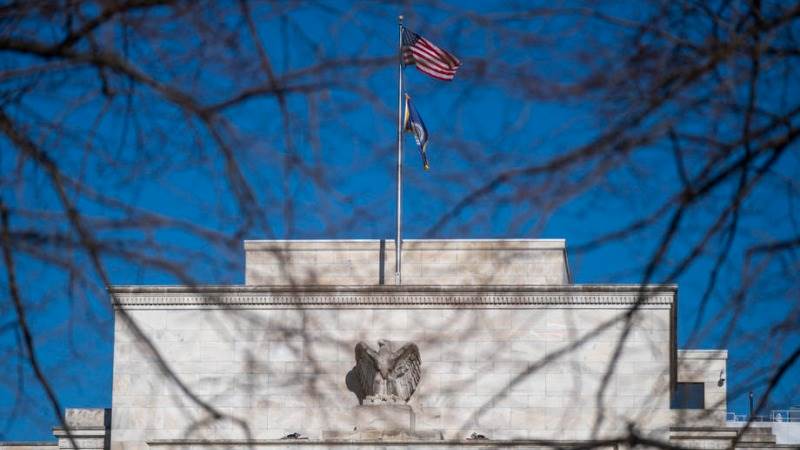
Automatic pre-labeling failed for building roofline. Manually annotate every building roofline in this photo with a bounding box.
[677,349,728,359]
[243,238,567,250]
[110,283,677,295]
[109,284,677,309]
[243,238,568,243]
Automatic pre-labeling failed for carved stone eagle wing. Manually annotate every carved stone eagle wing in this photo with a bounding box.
[389,342,421,402]
[354,341,378,399]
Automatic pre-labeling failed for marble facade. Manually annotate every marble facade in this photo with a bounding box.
[5,239,771,449]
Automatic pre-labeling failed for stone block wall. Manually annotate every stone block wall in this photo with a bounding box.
[109,285,676,449]
[671,349,728,425]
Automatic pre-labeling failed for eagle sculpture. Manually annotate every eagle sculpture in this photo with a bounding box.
[354,340,421,403]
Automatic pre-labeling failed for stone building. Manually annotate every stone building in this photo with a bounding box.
[2,239,797,449]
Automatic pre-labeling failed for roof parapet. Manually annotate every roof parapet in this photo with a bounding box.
[244,239,571,286]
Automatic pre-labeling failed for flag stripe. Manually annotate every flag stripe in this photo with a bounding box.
[415,63,455,80]
[414,59,456,77]
[408,49,457,77]
[415,61,455,77]
[418,37,460,67]
[410,49,455,73]
[409,45,454,69]
[410,40,447,61]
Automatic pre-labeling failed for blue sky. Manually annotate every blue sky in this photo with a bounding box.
[1,0,798,441]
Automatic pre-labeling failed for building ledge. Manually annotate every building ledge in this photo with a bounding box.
[110,283,677,294]
[109,284,677,308]
[677,349,728,360]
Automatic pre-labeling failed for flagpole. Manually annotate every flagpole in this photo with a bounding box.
[395,15,404,286]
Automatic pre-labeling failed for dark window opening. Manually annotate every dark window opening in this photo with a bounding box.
[671,382,705,409]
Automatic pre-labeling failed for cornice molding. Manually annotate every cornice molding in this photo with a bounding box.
[111,286,675,309]
[111,284,676,294]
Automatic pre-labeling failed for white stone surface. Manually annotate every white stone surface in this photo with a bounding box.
[48,408,110,450]
[109,285,678,450]
[674,349,728,424]
[64,408,108,428]
[244,239,570,286]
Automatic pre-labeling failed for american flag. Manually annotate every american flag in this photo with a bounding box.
[402,27,461,81]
